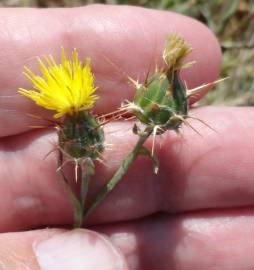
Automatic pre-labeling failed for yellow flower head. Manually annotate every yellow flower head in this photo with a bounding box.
[19,48,98,118]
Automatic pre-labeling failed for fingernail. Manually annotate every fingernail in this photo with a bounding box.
[33,229,127,270]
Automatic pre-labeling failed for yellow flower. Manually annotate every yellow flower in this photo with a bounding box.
[19,48,98,118]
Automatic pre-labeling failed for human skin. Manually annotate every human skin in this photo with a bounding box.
[0,4,254,270]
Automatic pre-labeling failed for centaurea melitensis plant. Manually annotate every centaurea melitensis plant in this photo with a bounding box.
[19,48,104,227]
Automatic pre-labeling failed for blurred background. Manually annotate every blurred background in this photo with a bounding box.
[1,0,253,106]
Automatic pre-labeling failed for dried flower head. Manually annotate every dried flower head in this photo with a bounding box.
[163,32,193,70]
[19,48,98,118]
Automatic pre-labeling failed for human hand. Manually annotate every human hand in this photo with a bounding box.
[1,4,253,270]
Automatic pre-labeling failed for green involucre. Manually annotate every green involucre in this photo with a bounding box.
[59,111,104,159]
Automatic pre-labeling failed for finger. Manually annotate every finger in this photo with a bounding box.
[2,211,252,270]
[3,211,253,270]
[0,107,254,231]
[0,228,128,270]
[101,210,254,270]
[0,5,221,137]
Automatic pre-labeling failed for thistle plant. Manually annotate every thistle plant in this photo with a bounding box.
[84,33,210,219]
[19,49,104,228]
[18,34,219,227]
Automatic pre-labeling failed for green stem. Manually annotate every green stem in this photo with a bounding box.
[80,170,90,212]
[78,160,94,227]
[67,184,83,228]
[74,160,95,228]
[58,151,83,228]
[83,126,153,219]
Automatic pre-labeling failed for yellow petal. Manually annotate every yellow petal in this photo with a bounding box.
[19,48,98,118]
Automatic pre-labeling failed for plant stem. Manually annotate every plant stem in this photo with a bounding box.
[83,126,153,219]
[67,184,83,228]
[77,160,94,227]
[80,169,90,212]
[58,152,83,228]
[73,160,96,228]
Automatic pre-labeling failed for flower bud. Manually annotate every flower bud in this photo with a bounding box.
[129,34,192,132]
